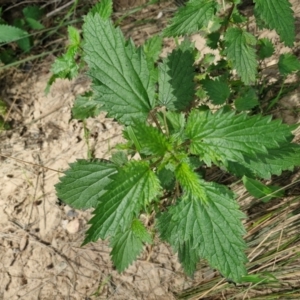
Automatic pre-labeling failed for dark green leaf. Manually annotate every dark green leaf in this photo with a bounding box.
[257,38,274,60]
[110,219,151,272]
[224,28,257,84]
[158,39,195,111]
[157,180,247,282]
[163,0,218,37]
[201,76,230,105]
[83,14,155,125]
[278,53,300,76]
[254,0,295,47]
[84,161,161,244]
[23,5,43,20]
[234,87,259,111]
[55,159,118,209]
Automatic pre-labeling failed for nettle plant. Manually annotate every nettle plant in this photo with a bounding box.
[54,0,300,282]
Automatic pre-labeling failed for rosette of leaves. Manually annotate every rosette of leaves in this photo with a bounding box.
[55,0,300,282]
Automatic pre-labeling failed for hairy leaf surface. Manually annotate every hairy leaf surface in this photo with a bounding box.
[83,161,160,244]
[83,14,155,124]
[55,159,117,209]
[158,40,195,111]
[130,122,171,156]
[163,0,218,37]
[224,28,257,84]
[254,0,295,47]
[185,109,294,167]
[157,181,247,281]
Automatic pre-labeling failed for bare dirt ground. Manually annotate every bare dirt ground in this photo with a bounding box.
[0,1,300,299]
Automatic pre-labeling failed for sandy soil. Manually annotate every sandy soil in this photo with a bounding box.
[0,1,300,299]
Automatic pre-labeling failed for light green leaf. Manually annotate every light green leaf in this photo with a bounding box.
[163,0,218,37]
[158,39,195,111]
[175,162,207,202]
[90,0,113,20]
[201,76,230,105]
[129,122,171,156]
[110,219,151,272]
[157,181,247,282]
[185,109,294,167]
[83,161,161,244]
[234,87,259,111]
[224,28,257,84]
[242,176,284,203]
[0,25,28,43]
[254,0,295,47]
[143,35,163,63]
[257,38,274,60]
[55,159,118,209]
[278,53,300,76]
[50,52,79,79]
[72,91,101,120]
[83,14,155,125]
[68,26,81,47]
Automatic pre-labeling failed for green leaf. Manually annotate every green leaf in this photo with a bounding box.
[143,35,163,63]
[175,162,207,202]
[68,26,81,47]
[242,176,284,203]
[25,18,44,30]
[157,181,247,282]
[0,24,28,43]
[239,143,300,179]
[234,87,259,111]
[254,0,295,47]
[257,38,274,60]
[224,28,257,84]
[17,36,31,52]
[165,111,186,141]
[83,14,155,125]
[55,159,117,209]
[201,76,230,105]
[129,122,171,156]
[163,0,218,37]
[83,161,161,244]
[50,52,79,79]
[90,0,113,20]
[178,238,200,276]
[23,5,43,20]
[185,109,294,167]
[72,91,101,120]
[158,39,195,111]
[206,32,220,49]
[110,151,128,166]
[278,53,300,76]
[110,219,151,272]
